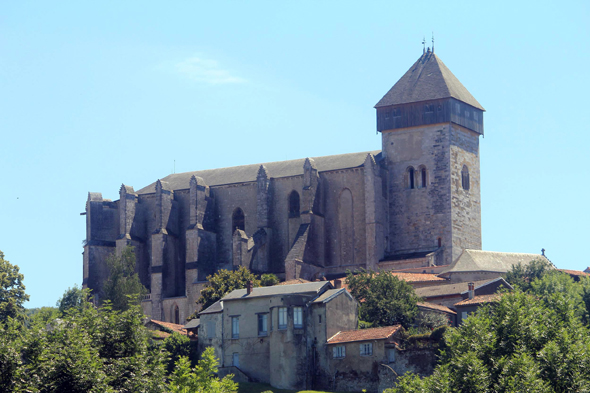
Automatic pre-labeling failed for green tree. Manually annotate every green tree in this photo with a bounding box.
[505,258,552,292]
[0,250,29,323]
[163,332,191,374]
[197,266,260,310]
[346,269,420,329]
[102,246,147,311]
[386,290,590,393]
[168,347,237,393]
[260,273,279,287]
[57,284,90,314]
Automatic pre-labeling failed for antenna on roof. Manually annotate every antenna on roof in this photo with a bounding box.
[432,32,435,53]
[422,36,426,54]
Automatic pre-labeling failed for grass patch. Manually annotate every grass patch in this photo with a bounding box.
[237,382,345,393]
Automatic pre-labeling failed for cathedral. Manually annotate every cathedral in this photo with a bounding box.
[83,49,484,323]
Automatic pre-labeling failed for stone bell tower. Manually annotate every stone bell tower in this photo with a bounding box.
[375,48,484,266]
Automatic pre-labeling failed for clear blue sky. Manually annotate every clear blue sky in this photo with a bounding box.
[1,1,589,308]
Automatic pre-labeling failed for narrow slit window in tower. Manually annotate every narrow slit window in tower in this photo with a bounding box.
[408,167,415,189]
[421,167,427,188]
[461,166,470,191]
[174,305,180,325]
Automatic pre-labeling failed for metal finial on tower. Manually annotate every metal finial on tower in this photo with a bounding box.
[432,32,435,53]
[541,248,546,256]
[422,37,426,54]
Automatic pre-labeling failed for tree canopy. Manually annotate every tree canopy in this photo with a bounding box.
[102,246,147,311]
[0,250,29,323]
[505,258,553,292]
[346,269,421,329]
[197,266,260,310]
[387,272,590,393]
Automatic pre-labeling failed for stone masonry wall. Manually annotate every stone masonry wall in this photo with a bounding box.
[382,124,453,265]
[450,124,482,262]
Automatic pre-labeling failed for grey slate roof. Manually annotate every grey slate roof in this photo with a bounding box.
[375,51,484,111]
[137,151,380,194]
[183,318,200,329]
[198,300,223,315]
[221,281,331,301]
[440,250,552,275]
[312,288,350,304]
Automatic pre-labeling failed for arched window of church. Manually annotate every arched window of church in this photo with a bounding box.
[174,305,180,325]
[418,166,427,188]
[461,165,470,191]
[407,167,415,189]
[232,208,245,232]
[339,189,354,266]
[289,191,300,218]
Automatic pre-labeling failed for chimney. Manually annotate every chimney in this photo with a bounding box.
[246,280,253,295]
[334,279,342,289]
[468,282,474,299]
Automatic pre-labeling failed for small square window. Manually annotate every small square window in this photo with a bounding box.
[360,343,373,356]
[333,345,346,359]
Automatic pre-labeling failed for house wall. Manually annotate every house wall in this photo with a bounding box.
[198,312,224,362]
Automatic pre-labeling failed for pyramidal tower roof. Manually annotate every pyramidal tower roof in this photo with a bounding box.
[375,50,484,111]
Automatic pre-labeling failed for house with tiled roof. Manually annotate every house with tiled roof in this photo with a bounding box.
[415,277,511,309]
[197,281,358,390]
[144,319,187,340]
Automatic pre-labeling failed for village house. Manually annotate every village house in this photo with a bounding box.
[198,281,358,390]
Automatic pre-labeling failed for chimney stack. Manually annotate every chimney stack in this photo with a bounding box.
[246,280,253,295]
[334,279,342,289]
[468,282,474,299]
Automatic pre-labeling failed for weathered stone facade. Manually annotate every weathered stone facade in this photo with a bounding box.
[83,50,485,322]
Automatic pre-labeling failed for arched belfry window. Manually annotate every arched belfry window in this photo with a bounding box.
[232,208,245,232]
[289,191,300,218]
[418,166,427,188]
[407,167,415,189]
[461,165,470,191]
[174,305,180,325]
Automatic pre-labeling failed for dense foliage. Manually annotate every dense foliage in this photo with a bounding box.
[387,270,590,393]
[57,284,89,313]
[168,347,237,393]
[102,246,147,311]
[346,269,421,329]
[0,250,29,323]
[197,266,261,310]
[505,258,553,292]
[0,249,236,393]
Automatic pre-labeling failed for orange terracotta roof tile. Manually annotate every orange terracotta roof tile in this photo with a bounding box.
[390,272,446,282]
[417,302,456,314]
[148,320,186,335]
[327,325,402,344]
[150,330,171,339]
[454,293,501,306]
[559,269,590,277]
